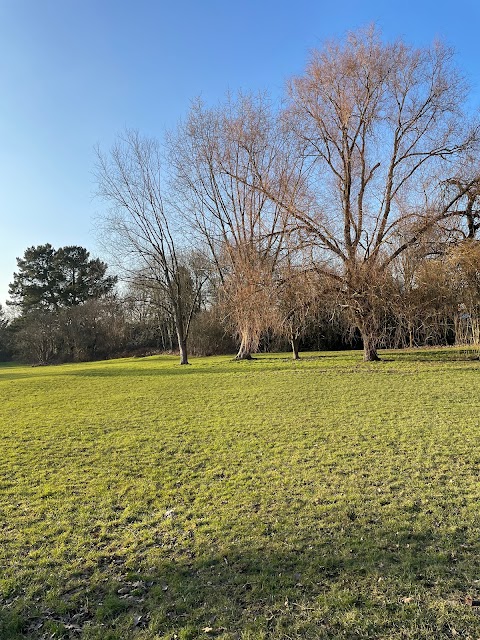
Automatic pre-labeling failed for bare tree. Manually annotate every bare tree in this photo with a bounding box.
[219,245,277,358]
[12,311,61,365]
[273,253,320,359]
[446,240,480,345]
[444,175,480,240]
[123,277,177,352]
[171,95,297,359]
[248,27,479,360]
[95,130,207,365]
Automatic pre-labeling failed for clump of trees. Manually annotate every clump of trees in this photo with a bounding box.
[3,27,480,366]
[5,245,119,364]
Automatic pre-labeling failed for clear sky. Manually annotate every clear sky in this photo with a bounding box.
[1,0,479,307]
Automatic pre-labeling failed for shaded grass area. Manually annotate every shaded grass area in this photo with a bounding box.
[1,349,480,638]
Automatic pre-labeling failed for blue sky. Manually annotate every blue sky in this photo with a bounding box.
[1,0,479,307]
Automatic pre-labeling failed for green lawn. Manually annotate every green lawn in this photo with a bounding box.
[1,349,480,639]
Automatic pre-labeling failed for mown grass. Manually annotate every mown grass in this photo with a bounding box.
[1,348,480,639]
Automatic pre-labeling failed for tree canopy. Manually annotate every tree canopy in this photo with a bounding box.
[8,244,117,314]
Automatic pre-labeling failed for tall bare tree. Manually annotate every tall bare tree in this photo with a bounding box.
[249,27,479,360]
[95,130,207,365]
[171,96,297,358]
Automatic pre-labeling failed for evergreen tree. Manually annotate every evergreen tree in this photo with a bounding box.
[8,244,117,313]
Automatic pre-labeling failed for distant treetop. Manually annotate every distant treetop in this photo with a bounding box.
[8,244,117,313]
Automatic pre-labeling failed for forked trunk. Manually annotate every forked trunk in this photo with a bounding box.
[235,346,253,360]
[235,333,253,360]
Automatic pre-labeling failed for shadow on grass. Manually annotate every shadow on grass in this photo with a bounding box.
[0,362,239,382]
[0,372,34,381]
[59,358,325,379]
[2,349,478,383]
[2,520,480,639]
[385,347,480,362]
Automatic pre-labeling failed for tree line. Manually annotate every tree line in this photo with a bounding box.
[2,27,480,365]
[1,239,480,364]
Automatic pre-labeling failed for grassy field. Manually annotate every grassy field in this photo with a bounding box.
[1,349,480,639]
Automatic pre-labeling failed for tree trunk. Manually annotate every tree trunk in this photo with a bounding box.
[178,336,189,365]
[235,333,253,360]
[354,305,381,362]
[175,321,189,365]
[291,337,300,360]
[362,333,380,361]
